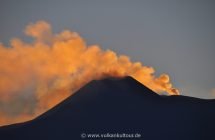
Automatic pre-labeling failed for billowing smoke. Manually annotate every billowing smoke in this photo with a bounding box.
[0,21,179,126]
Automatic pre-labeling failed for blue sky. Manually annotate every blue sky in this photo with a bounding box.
[0,0,215,98]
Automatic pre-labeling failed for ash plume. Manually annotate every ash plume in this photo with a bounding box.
[0,21,179,126]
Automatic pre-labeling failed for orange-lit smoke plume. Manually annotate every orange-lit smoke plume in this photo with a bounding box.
[0,21,179,126]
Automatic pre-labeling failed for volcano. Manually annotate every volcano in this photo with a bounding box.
[0,76,215,140]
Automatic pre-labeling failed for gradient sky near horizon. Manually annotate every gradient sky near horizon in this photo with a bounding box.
[0,0,215,99]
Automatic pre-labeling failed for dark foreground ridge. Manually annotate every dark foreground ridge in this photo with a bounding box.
[0,76,215,140]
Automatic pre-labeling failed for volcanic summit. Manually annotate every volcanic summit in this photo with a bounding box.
[0,76,215,140]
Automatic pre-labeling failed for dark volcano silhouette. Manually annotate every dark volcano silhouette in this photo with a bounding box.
[0,76,215,140]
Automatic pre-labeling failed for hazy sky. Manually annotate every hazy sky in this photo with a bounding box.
[0,0,215,99]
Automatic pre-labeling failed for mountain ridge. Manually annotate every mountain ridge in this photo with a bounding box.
[0,76,215,140]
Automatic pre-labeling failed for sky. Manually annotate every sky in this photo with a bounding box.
[0,0,215,99]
